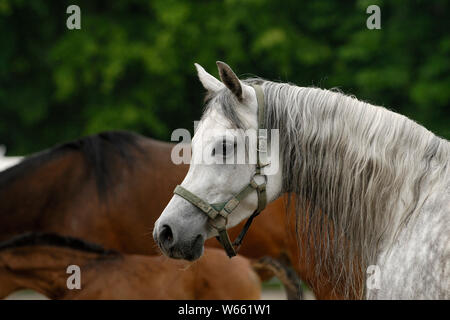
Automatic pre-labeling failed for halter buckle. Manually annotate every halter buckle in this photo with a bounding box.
[223,198,240,213]
[250,174,267,190]
[198,202,211,213]
[201,203,218,219]
[257,136,268,153]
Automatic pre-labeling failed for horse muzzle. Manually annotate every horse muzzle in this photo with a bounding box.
[153,200,208,261]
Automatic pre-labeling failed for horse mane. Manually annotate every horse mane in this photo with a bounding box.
[0,232,119,256]
[207,78,450,298]
[0,130,144,198]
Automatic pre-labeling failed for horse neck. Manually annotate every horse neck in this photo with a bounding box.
[265,83,448,297]
[0,246,99,299]
[0,151,88,240]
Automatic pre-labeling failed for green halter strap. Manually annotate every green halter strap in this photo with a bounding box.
[173,84,268,258]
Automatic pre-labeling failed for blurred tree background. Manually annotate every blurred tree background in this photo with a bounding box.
[0,0,448,155]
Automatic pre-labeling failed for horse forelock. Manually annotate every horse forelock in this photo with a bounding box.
[202,88,246,130]
[206,78,450,298]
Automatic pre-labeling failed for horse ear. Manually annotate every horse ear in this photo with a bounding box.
[216,61,243,101]
[195,63,224,92]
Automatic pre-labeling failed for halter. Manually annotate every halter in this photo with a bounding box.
[173,85,269,258]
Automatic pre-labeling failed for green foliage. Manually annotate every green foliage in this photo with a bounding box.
[0,0,448,155]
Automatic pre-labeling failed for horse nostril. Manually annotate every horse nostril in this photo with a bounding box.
[159,224,174,247]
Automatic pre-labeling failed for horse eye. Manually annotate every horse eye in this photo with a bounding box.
[212,140,235,158]
[222,143,227,155]
[223,141,236,157]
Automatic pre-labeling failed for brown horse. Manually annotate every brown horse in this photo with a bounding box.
[0,131,360,299]
[0,233,261,300]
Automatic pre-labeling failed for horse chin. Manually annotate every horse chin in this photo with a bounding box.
[183,246,204,261]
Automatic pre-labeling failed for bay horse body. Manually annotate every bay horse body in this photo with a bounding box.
[0,131,350,299]
[0,233,261,300]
